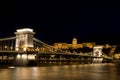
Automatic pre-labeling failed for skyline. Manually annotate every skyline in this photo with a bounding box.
[0,1,118,45]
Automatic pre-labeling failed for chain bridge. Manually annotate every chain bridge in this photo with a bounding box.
[0,28,113,66]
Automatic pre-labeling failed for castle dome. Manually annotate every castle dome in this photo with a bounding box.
[72,37,77,46]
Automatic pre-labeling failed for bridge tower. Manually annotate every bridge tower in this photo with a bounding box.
[93,46,103,63]
[14,28,35,51]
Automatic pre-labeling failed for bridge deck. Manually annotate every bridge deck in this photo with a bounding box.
[0,50,113,60]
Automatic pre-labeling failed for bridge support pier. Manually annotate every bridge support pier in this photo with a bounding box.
[14,53,37,66]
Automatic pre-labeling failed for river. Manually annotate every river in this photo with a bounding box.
[0,63,120,80]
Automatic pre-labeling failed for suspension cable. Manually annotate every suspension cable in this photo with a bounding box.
[0,37,16,41]
[33,37,67,53]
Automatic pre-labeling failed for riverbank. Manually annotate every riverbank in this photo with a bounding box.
[113,60,120,63]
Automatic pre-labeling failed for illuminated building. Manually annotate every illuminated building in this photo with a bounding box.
[53,37,96,49]
[14,28,35,51]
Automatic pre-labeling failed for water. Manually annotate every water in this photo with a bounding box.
[0,63,120,80]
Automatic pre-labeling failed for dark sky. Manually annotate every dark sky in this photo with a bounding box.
[0,0,118,45]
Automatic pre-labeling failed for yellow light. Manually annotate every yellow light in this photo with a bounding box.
[23,47,27,51]
[17,28,33,32]
[28,55,35,60]
[16,48,19,51]
[94,46,103,49]
[16,54,21,59]
[22,54,27,59]
[5,46,7,48]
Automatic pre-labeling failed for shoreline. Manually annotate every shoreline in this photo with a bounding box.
[0,62,114,68]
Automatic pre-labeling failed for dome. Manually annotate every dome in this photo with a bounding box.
[72,37,77,46]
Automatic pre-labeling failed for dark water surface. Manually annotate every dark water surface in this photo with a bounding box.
[0,63,120,80]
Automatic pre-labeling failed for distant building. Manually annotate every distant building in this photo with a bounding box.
[53,37,96,49]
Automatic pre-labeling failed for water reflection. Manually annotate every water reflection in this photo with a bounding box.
[0,63,120,80]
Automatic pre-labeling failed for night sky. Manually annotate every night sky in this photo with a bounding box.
[0,1,118,45]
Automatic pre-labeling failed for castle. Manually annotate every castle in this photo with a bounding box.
[53,37,96,49]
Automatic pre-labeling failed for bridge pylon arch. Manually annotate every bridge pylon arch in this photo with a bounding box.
[93,46,103,63]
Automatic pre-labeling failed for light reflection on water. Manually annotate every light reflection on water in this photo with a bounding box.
[0,63,120,80]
